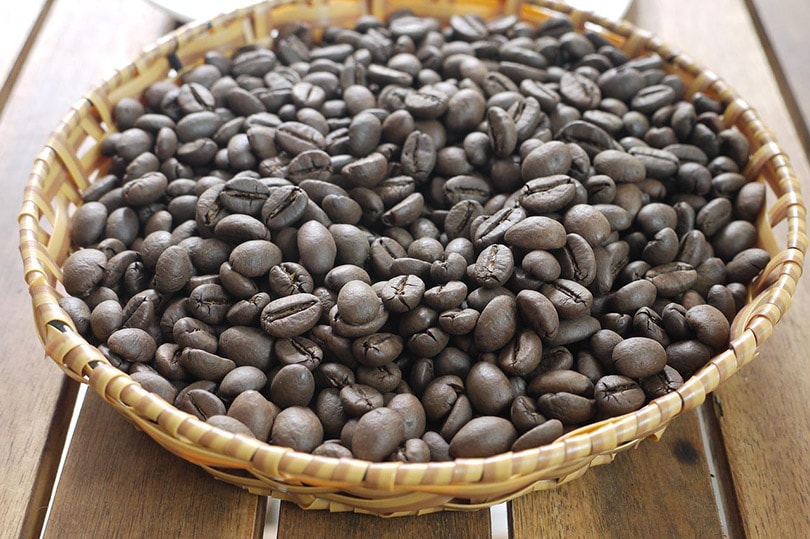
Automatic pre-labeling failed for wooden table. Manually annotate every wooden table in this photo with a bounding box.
[2,0,809,537]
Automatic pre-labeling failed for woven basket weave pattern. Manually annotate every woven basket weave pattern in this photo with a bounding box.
[18,0,807,516]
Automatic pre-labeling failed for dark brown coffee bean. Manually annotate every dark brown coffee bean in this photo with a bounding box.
[474,294,517,352]
[469,204,521,246]
[528,369,594,398]
[536,392,595,425]
[177,387,226,421]
[594,375,646,417]
[503,216,566,250]
[260,293,322,338]
[541,279,592,319]
[559,71,601,111]
[563,204,611,247]
[640,365,684,398]
[470,244,514,289]
[449,416,517,458]
[712,221,758,261]
[228,390,279,441]
[445,88,486,132]
[271,406,323,452]
[521,250,562,282]
[443,174,491,206]
[519,174,577,214]
[685,304,730,350]
[352,407,405,461]
[725,248,770,283]
[487,106,518,157]
[735,182,766,221]
[512,419,564,451]
[466,362,513,415]
[271,364,315,408]
[180,348,236,382]
[275,121,325,154]
[666,339,713,376]
[612,337,667,378]
[218,366,268,401]
[401,131,436,183]
[339,383,384,417]
[107,327,156,363]
[188,284,232,325]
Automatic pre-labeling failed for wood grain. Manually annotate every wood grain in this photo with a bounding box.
[747,0,810,156]
[510,413,726,537]
[277,502,491,539]
[630,0,810,536]
[0,0,176,537]
[44,390,265,538]
[0,0,52,115]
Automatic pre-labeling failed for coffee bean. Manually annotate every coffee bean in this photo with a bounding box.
[520,174,577,214]
[594,375,646,417]
[261,293,322,338]
[228,390,279,441]
[474,295,517,352]
[271,406,323,452]
[612,337,667,378]
[536,392,595,425]
[352,407,405,461]
[512,419,564,451]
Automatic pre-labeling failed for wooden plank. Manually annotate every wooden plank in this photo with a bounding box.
[44,390,266,537]
[747,0,810,157]
[0,0,52,115]
[510,413,726,537]
[277,502,492,539]
[629,1,810,536]
[0,4,68,537]
[0,0,189,537]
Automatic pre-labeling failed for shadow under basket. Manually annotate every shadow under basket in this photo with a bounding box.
[18,0,807,516]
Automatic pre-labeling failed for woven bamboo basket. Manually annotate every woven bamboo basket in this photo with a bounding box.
[18,0,807,516]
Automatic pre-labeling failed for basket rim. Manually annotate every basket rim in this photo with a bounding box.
[18,0,808,504]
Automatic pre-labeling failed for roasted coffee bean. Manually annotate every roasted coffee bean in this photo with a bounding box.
[352,407,405,461]
[470,244,514,288]
[503,216,566,250]
[466,362,513,415]
[594,375,646,417]
[449,416,517,458]
[612,337,667,378]
[541,279,592,319]
[444,174,491,206]
[271,364,315,408]
[188,284,232,325]
[228,390,279,441]
[735,182,766,221]
[685,304,731,350]
[528,369,593,398]
[218,366,268,401]
[559,71,601,111]
[519,174,576,214]
[563,205,611,247]
[261,293,322,338]
[271,406,323,452]
[474,294,518,352]
[536,392,595,425]
[470,206,522,247]
[725,248,770,283]
[713,221,758,261]
[512,419,564,451]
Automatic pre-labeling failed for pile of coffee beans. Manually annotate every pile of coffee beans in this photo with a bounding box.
[59,12,771,461]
